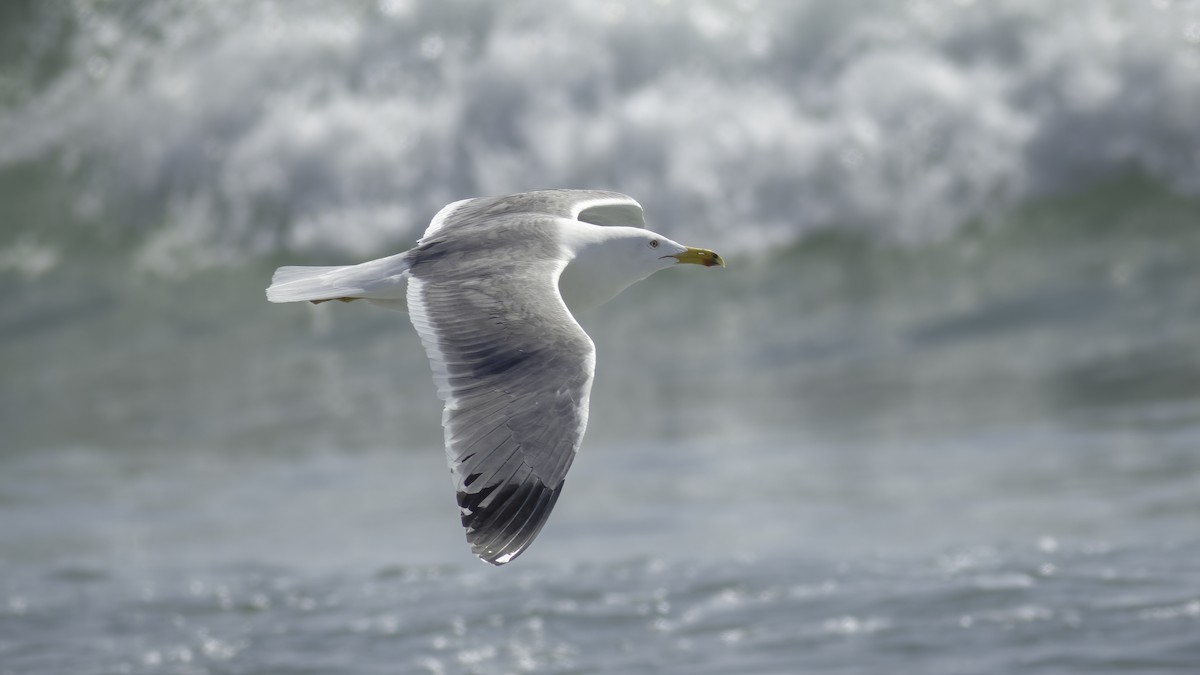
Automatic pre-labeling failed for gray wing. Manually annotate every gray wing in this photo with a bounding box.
[421,189,644,241]
[406,219,595,565]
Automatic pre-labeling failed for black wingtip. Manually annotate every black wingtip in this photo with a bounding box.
[459,478,565,565]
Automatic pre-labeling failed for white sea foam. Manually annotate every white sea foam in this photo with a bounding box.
[1,0,1199,269]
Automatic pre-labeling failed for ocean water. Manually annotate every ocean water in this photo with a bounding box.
[3,1,1200,673]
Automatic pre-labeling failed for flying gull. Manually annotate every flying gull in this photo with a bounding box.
[266,189,723,565]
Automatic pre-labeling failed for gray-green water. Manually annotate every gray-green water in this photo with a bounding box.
[3,1,1200,673]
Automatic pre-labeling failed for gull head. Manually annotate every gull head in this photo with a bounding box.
[558,225,724,312]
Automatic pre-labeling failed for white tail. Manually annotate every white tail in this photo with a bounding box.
[266,252,412,305]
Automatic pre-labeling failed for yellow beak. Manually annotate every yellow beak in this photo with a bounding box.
[665,247,725,267]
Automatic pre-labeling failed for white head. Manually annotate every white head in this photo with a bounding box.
[558,225,724,312]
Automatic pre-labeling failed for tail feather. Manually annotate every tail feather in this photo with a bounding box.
[265,266,351,302]
[266,265,365,303]
[266,252,411,305]
[271,265,347,287]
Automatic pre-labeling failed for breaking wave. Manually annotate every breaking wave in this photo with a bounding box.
[1,0,1199,271]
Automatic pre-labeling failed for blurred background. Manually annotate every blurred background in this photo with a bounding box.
[2,1,1200,673]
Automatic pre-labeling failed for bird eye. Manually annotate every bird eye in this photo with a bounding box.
[648,239,659,248]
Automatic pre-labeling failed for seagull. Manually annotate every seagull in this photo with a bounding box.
[266,189,723,565]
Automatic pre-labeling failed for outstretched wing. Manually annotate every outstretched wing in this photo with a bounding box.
[406,219,595,565]
[421,189,644,242]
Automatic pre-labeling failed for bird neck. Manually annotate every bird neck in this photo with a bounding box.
[557,223,651,313]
